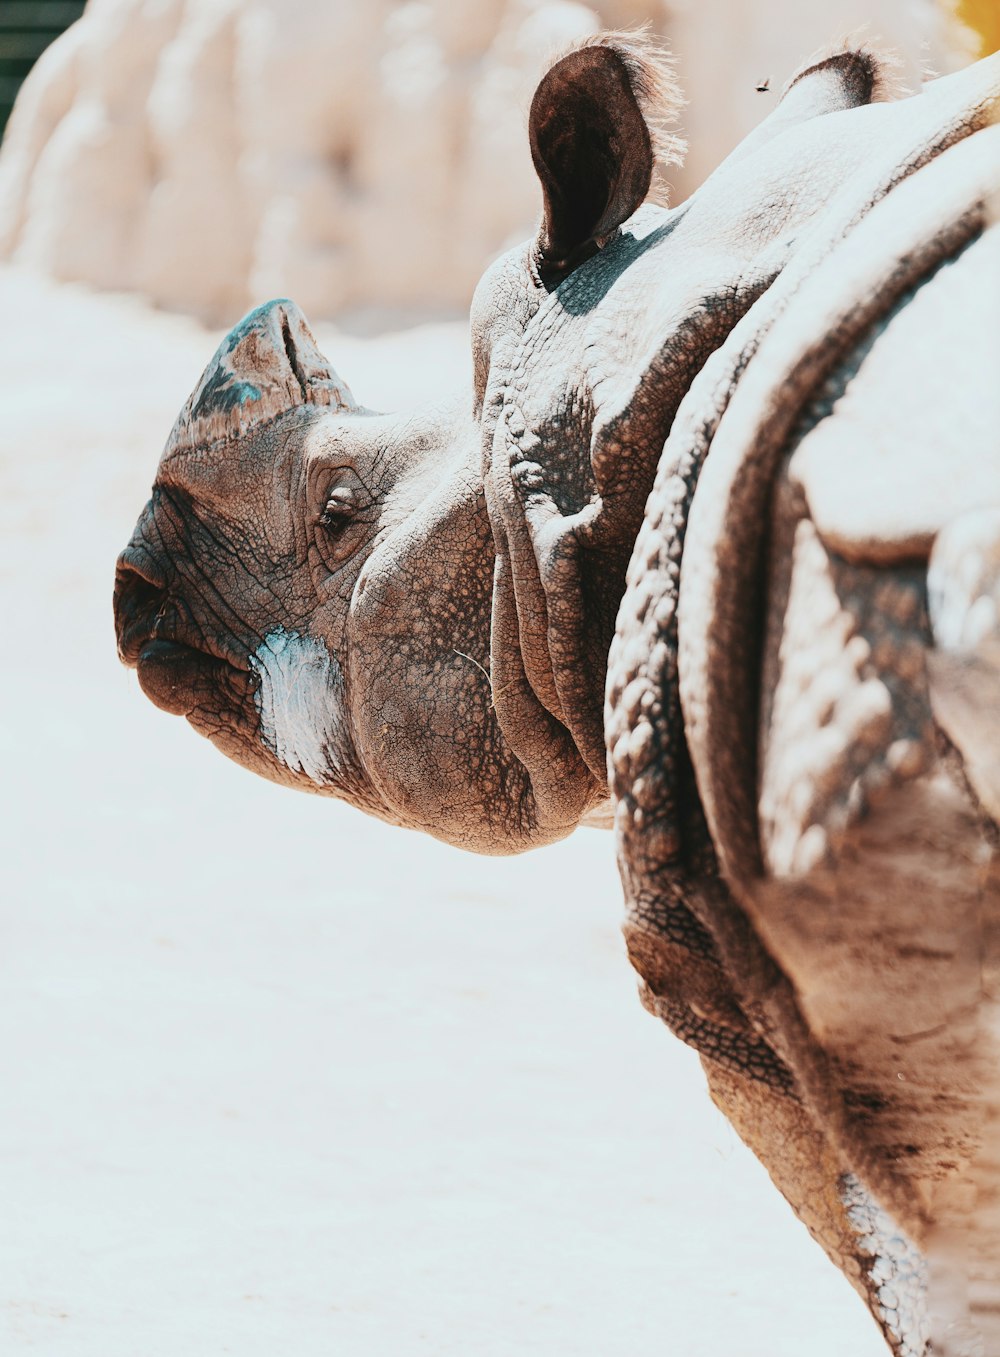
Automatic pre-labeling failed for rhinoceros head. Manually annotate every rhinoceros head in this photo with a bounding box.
[113,34,936,853]
[113,294,511,845]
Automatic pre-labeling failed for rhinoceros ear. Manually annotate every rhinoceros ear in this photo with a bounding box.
[529,33,683,285]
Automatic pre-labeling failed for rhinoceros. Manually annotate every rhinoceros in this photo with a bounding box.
[114,34,1000,1356]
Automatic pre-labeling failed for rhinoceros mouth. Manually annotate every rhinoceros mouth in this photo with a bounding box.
[135,637,251,717]
[114,560,254,717]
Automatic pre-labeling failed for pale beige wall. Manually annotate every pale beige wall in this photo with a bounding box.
[667,0,963,201]
[0,0,969,323]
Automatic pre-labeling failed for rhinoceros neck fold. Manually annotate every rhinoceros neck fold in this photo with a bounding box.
[482,234,776,805]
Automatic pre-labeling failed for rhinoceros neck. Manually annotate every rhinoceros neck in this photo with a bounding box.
[481,225,779,809]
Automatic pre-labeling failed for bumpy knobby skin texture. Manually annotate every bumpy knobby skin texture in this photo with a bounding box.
[114,35,1000,1357]
[609,111,1000,1353]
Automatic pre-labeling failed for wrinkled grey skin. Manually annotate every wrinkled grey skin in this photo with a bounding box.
[116,37,1000,1356]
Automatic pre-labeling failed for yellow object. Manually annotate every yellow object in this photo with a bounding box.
[951,0,1000,57]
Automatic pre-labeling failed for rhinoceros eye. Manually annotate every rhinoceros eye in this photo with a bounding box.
[311,469,370,573]
[319,486,357,530]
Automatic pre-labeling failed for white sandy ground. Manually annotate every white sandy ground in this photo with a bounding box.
[0,265,888,1356]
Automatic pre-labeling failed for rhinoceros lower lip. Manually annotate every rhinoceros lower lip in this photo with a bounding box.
[137,638,244,716]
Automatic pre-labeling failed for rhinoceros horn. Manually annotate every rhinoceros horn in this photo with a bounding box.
[162,298,357,461]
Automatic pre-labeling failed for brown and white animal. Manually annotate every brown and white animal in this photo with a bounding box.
[114,36,1000,1355]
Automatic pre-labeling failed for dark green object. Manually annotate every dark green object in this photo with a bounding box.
[0,0,86,138]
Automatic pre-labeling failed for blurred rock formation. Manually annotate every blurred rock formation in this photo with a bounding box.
[0,0,976,322]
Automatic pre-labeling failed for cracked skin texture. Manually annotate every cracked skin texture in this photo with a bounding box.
[114,35,1000,1357]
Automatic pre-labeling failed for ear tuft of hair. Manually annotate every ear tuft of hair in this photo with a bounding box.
[783,33,910,106]
[564,28,687,177]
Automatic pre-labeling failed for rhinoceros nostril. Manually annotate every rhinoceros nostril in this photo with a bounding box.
[114,562,169,667]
